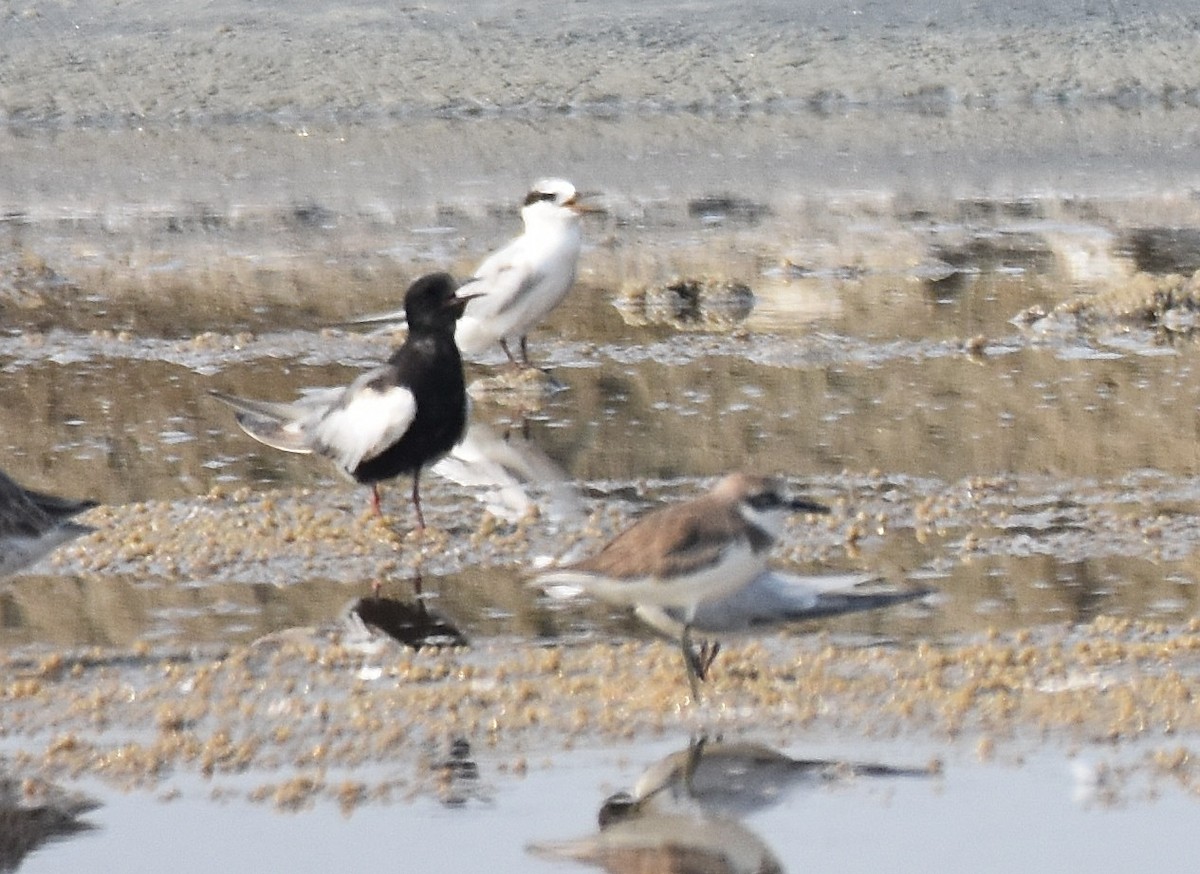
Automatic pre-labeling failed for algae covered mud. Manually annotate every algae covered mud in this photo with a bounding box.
[6,0,1200,871]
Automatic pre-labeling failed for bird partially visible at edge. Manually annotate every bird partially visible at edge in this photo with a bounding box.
[0,469,96,578]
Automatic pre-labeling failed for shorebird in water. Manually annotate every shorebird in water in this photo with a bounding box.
[631,569,933,681]
[348,178,599,368]
[211,272,481,528]
[532,472,829,699]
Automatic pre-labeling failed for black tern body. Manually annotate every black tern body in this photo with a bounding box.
[212,272,480,528]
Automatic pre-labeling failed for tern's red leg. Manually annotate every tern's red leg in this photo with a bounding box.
[370,484,381,515]
[411,471,426,530]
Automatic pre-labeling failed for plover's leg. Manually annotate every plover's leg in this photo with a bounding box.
[682,634,720,683]
[681,623,702,702]
[695,639,722,681]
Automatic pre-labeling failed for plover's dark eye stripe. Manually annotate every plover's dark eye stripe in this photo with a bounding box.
[524,190,558,206]
[747,492,783,511]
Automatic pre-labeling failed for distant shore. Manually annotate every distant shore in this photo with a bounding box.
[6,0,1200,126]
[3,0,1200,303]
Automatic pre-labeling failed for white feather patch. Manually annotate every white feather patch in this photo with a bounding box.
[312,383,416,473]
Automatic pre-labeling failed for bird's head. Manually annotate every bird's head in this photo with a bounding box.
[403,272,484,330]
[522,178,603,221]
[716,472,830,539]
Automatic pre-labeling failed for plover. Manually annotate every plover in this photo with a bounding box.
[633,569,934,679]
[532,472,828,698]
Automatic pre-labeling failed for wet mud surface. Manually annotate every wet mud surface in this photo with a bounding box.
[8,0,1200,870]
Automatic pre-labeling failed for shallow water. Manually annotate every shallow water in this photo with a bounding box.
[15,737,1200,874]
[8,0,1200,870]
[5,255,1200,647]
[7,179,1200,868]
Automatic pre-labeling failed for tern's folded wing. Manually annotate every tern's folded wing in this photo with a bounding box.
[309,374,417,473]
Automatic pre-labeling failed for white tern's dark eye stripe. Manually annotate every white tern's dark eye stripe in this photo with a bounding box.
[523,189,558,206]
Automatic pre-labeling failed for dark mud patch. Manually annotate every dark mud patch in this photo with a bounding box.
[614,277,755,331]
[1015,270,1200,336]
[1123,228,1200,275]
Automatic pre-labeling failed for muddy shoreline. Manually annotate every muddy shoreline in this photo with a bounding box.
[5,2,1200,868]
[6,0,1200,307]
[6,615,1200,806]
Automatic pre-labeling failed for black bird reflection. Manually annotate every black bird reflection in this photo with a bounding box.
[530,736,935,874]
[343,591,468,650]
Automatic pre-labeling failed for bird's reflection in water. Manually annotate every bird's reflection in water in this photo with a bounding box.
[545,808,782,874]
[434,418,581,524]
[341,591,468,650]
[530,736,935,874]
[426,737,483,808]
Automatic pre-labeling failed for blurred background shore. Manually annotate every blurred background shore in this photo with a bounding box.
[4,0,1200,307]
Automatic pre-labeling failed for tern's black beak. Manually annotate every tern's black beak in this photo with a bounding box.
[788,498,831,514]
[445,289,486,314]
